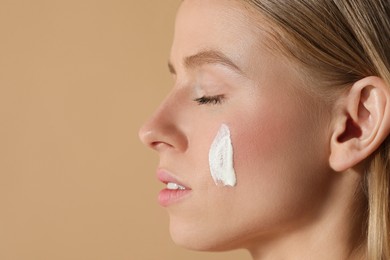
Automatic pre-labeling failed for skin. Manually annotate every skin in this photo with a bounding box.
[139,0,371,259]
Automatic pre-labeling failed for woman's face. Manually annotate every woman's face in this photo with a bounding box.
[140,0,335,251]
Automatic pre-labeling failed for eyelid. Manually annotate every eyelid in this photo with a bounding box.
[193,94,225,105]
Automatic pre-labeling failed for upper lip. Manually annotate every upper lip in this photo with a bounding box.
[157,169,191,190]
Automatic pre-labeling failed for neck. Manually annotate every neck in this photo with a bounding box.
[248,170,367,260]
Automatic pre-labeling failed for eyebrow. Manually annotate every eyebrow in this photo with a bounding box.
[168,50,243,75]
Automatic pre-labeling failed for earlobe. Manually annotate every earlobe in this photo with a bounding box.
[329,76,390,172]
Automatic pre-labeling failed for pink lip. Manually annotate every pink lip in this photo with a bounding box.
[157,169,192,207]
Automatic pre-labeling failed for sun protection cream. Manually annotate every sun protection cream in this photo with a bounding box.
[208,124,237,187]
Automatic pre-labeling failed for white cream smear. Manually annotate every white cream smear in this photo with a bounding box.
[208,124,237,187]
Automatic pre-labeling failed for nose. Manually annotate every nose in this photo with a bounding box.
[138,93,188,153]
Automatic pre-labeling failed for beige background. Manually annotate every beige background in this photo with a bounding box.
[0,1,250,259]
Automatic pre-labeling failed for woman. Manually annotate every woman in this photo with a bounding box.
[139,0,390,259]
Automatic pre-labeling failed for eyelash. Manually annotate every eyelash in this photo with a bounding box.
[193,95,225,105]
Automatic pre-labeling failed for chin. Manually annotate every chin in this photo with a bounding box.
[168,217,244,252]
[169,222,215,251]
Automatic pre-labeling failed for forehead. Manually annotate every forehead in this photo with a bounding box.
[171,0,266,71]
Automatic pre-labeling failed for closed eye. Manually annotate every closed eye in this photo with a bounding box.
[193,95,225,105]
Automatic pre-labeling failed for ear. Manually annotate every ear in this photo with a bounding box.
[329,76,390,172]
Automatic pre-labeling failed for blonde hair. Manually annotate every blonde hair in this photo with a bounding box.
[245,0,390,259]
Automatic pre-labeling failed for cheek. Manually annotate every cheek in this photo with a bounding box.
[168,96,332,250]
[233,106,299,170]
[229,101,332,229]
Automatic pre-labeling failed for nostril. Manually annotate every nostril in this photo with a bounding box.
[139,126,169,150]
[139,125,187,152]
[150,140,175,150]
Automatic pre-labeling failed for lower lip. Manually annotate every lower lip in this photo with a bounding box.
[158,189,191,207]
